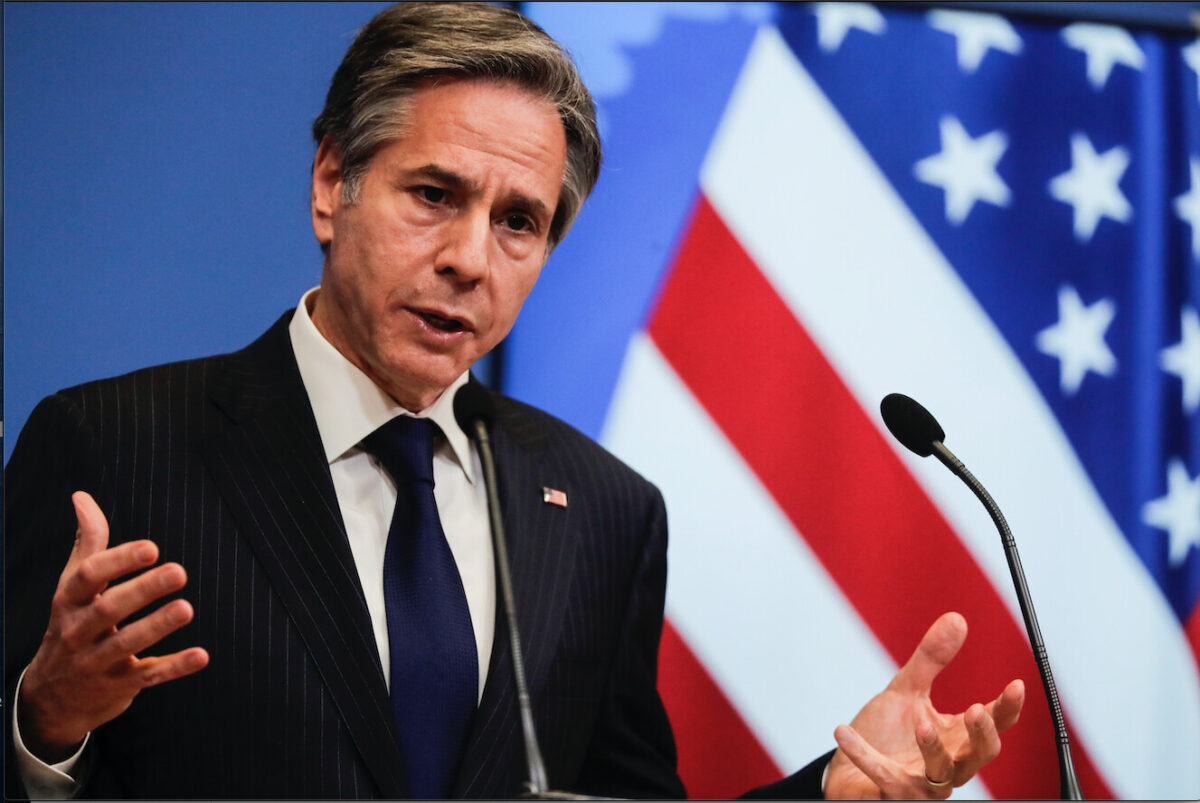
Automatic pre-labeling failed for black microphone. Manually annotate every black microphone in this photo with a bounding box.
[879,393,1084,801]
[454,385,613,800]
[454,382,551,797]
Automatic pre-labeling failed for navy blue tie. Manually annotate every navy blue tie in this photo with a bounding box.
[362,416,477,799]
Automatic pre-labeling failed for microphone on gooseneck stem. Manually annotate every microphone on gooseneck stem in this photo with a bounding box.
[879,392,1084,801]
[453,383,549,797]
[454,383,612,801]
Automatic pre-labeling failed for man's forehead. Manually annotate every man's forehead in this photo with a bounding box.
[373,79,566,196]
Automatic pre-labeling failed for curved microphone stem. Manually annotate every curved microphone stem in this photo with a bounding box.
[471,420,550,797]
[931,441,1084,801]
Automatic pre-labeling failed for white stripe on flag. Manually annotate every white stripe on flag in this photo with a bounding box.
[699,25,1200,798]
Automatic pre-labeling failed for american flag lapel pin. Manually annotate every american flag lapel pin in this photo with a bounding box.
[542,486,568,508]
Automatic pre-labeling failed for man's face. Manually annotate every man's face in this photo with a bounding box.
[310,79,567,411]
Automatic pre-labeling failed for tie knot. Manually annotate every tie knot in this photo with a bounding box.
[361,416,436,485]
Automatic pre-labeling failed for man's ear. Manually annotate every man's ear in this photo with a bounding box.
[311,136,344,248]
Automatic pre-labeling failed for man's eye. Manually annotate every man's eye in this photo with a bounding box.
[418,186,447,204]
[504,214,532,232]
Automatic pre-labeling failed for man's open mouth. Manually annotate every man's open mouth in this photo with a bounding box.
[417,310,465,332]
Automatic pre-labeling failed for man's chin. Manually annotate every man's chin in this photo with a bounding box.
[372,358,467,412]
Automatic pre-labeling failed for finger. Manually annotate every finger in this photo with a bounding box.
[59,540,161,606]
[70,491,110,559]
[987,679,1025,732]
[134,647,210,688]
[76,562,186,636]
[913,706,954,790]
[94,599,195,665]
[891,612,968,696]
[833,724,909,797]
[954,703,1002,780]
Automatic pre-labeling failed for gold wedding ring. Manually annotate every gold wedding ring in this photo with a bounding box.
[923,768,952,788]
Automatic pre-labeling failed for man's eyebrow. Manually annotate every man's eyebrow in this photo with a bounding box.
[408,163,552,221]
[410,164,477,192]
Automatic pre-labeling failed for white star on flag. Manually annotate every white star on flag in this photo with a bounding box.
[1143,458,1200,567]
[812,2,885,54]
[1184,39,1200,102]
[1175,157,1200,259]
[1048,132,1132,242]
[1036,284,1117,395]
[913,115,1010,224]
[1061,22,1146,90]
[1161,307,1200,414]
[927,9,1022,73]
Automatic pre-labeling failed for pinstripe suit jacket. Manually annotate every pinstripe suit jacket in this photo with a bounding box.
[5,311,695,799]
[5,313,829,799]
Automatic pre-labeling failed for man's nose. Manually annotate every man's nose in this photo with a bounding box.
[436,210,490,285]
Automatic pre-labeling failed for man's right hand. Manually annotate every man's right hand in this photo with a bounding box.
[18,491,210,763]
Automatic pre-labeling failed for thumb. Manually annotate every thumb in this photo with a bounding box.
[71,491,110,558]
[891,612,968,696]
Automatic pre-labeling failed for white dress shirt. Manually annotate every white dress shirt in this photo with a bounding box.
[289,286,495,696]
[15,288,496,796]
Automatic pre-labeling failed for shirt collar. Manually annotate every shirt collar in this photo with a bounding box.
[288,287,475,483]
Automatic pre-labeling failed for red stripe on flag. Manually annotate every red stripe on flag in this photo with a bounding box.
[1187,603,1200,676]
[659,619,784,798]
[647,195,1115,799]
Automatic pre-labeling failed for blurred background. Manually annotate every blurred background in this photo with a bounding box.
[6,2,1200,797]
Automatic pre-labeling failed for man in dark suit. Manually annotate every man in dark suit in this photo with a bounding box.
[5,3,1023,799]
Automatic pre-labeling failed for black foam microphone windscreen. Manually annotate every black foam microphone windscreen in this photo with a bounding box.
[880,392,945,457]
[453,381,496,432]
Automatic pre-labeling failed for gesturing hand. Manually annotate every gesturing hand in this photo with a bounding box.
[825,612,1025,799]
[18,491,209,763]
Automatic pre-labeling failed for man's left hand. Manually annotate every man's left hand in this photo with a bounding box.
[825,612,1025,799]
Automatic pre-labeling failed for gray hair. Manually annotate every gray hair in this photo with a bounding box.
[312,2,601,249]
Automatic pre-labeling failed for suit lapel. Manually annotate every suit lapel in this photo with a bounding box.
[201,315,408,799]
[454,388,583,797]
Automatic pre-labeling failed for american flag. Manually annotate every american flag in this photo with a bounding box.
[511,2,1200,798]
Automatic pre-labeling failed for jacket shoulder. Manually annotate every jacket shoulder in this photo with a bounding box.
[44,312,294,431]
